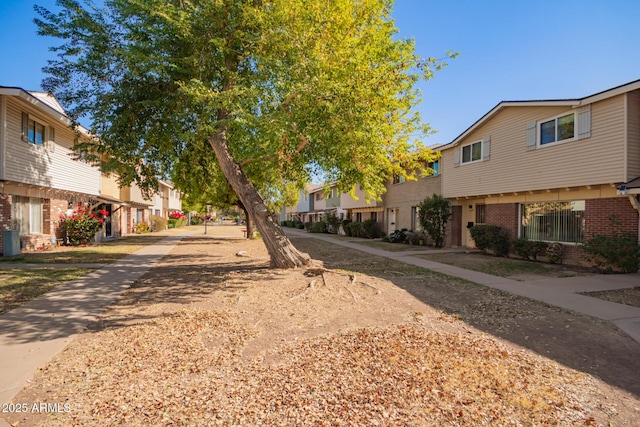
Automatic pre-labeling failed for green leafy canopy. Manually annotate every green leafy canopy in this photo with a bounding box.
[36,0,456,204]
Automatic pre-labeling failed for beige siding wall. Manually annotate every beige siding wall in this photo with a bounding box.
[100,174,121,199]
[312,192,326,211]
[120,184,152,205]
[340,185,381,209]
[442,96,627,198]
[4,97,100,195]
[627,90,640,179]
[382,175,441,232]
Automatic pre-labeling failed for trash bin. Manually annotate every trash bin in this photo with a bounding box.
[3,230,20,256]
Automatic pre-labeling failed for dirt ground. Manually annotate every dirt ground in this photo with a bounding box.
[5,232,640,426]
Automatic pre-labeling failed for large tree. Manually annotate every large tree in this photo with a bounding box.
[36,0,452,268]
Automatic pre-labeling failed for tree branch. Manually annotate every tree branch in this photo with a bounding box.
[239,131,309,167]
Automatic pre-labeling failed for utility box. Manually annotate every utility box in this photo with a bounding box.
[3,230,20,257]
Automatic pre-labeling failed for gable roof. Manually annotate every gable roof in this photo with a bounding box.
[440,78,640,150]
[0,85,91,136]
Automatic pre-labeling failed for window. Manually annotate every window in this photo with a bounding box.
[392,174,405,184]
[430,160,439,176]
[520,201,584,243]
[475,204,486,224]
[539,113,575,146]
[356,212,362,222]
[27,119,45,145]
[461,141,482,164]
[12,196,43,235]
[371,211,378,222]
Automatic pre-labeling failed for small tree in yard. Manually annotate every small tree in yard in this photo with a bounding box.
[36,0,454,268]
[417,195,451,248]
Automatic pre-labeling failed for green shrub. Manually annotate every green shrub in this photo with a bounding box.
[149,215,167,232]
[406,230,429,246]
[324,213,341,234]
[417,194,451,248]
[511,239,548,260]
[582,233,640,273]
[545,242,564,264]
[362,219,381,239]
[470,225,511,257]
[308,221,327,233]
[296,221,304,229]
[345,221,366,238]
[344,220,381,239]
[190,216,203,225]
[387,228,409,243]
[304,221,313,230]
[469,225,498,252]
[134,222,150,234]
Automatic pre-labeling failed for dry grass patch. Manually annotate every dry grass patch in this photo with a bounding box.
[0,268,95,314]
[582,286,640,308]
[5,234,640,426]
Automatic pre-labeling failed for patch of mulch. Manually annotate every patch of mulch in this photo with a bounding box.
[5,234,640,426]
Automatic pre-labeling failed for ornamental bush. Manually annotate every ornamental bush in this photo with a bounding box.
[149,215,167,232]
[61,208,108,246]
[168,212,187,228]
[511,239,548,261]
[470,224,511,257]
[417,194,451,248]
[582,233,640,273]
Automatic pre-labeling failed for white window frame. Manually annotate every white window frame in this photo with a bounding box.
[537,112,575,148]
[461,140,482,164]
[12,196,43,235]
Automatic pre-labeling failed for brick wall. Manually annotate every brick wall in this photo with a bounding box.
[0,194,11,232]
[486,203,519,238]
[584,197,638,240]
[50,199,68,240]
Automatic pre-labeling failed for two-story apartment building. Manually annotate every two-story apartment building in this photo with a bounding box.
[381,161,441,235]
[439,79,640,262]
[148,180,182,221]
[0,87,105,251]
[0,86,178,252]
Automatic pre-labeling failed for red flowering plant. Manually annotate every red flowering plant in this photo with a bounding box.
[168,211,187,228]
[61,207,109,246]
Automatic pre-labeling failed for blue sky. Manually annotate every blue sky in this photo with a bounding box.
[1,0,639,146]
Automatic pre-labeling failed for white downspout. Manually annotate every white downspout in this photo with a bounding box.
[628,195,640,244]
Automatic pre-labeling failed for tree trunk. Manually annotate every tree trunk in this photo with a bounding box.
[208,129,312,268]
[237,202,254,239]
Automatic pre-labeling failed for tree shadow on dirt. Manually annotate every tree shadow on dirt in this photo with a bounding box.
[291,236,640,398]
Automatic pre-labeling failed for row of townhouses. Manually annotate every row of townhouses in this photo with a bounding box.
[0,86,182,254]
[283,79,640,264]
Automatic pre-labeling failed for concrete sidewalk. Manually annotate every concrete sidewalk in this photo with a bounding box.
[286,229,640,344]
[0,230,199,415]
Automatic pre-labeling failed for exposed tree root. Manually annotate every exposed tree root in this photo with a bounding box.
[289,279,317,301]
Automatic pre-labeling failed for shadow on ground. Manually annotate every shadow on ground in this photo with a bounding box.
[290,236,640,398]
